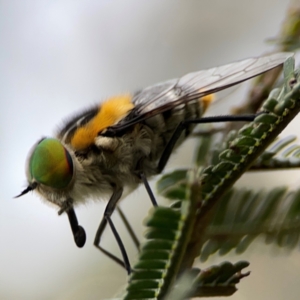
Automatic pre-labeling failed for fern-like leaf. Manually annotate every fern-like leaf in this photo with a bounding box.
[198,186,300,261]
[123,173,198,300]
[250,135,300,169]
[165,261,250,299]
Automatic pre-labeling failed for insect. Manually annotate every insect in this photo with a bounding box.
[17,52,292,274]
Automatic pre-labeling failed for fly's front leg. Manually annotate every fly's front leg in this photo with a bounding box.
[66,207,86,248]
[94,187,132,274]
[58,198,86,248]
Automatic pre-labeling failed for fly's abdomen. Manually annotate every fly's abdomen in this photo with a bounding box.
[140,96,210,175]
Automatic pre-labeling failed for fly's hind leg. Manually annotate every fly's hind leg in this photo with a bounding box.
[117,206,140,250]
[139,113,261,207]
[157,113,261,173]
[139,172,158,207]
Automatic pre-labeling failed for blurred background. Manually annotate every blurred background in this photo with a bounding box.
[0,0,299,299]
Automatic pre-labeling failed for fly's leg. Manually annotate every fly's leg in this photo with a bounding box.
[94,187,132,274]
[67,207,86,248]
[139,113,261,207]
[157,113,261,173]
[139,172,158,207]
[117,206,140,250]
[94,113,261,272]
[59,198,86,248]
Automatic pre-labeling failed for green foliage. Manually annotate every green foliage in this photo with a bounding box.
[270,5,300,52]
[251,135,300,169]
[123,176,198,300]
[122,177,251,299]
[200,186,300,261]
[165,261,250,299]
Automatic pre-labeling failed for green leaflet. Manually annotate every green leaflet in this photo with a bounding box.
[123,174,198,300]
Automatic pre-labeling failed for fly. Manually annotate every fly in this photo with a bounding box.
[17,52,293,274]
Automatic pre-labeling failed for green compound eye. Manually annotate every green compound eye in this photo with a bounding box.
[29,138,74,189]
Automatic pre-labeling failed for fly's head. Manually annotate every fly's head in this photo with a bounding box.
[17,137,86,247]
[17,138,75,212]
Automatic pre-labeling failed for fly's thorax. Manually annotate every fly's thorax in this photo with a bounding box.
[72,100,203,200]
[77,98,204,182]
[59,123,155,197]
[73,125,154,186]
[99,98,203,178]
[43,96,204,205]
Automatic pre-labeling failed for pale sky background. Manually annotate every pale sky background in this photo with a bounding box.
[1,1,300,299]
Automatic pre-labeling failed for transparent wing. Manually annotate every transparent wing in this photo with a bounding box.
[134,52,292,113]
[107,52,293,132]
